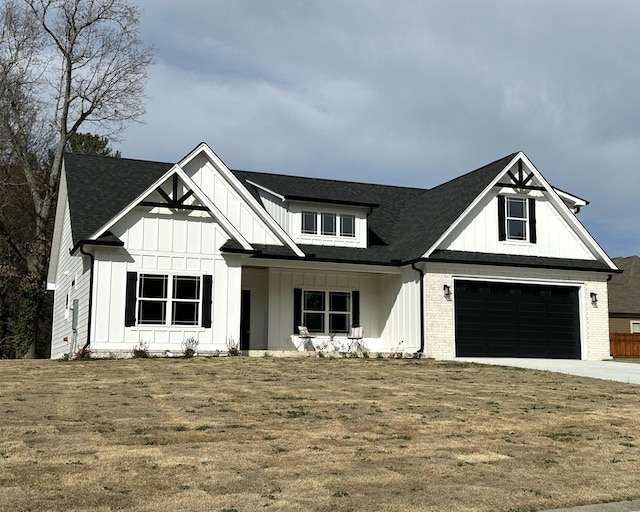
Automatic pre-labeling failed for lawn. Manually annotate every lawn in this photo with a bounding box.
[0,356,639,512]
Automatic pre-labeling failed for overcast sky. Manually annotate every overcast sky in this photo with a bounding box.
[117,0,640,258]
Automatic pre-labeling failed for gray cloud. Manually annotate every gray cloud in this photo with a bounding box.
[120,0,640,256]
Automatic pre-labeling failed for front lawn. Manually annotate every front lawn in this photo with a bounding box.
[0,357,638,511]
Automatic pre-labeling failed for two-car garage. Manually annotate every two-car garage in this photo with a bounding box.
[454,280,581,359]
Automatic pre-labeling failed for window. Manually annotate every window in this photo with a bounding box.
[301,211,356,238]
[302,211,317,234]
[321,213,336,235]
[506,197,527,240]
[340,214,355,237]
[129,273,210,327]
[302,290,351,333]
[498,195,537,243]
[631,322,640,334]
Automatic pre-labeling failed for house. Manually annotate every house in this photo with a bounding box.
[47,143,619,360]
[608,256,640,334]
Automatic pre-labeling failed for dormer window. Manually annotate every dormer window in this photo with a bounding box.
[301,211,356,238]
[302,211,317,234]
[321,213,336,235]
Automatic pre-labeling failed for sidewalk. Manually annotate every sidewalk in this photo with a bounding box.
[455,358,640,384]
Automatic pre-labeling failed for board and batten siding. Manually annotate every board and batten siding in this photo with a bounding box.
[181,154,283,247]
[424,262,611,361]
[265,267,416,352]
[440,193,595,260]
[50,200,92,359]
[89,208,242,355]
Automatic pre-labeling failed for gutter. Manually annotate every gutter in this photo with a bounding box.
[78,244,95,351]
[411,263,425,355]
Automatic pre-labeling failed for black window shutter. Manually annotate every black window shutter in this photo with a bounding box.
[352,290,360,327]
[125,272,137,327]
[202,275,213,328]
[528,198,537,244]
[293,288,302,332]
[498,195,506,241]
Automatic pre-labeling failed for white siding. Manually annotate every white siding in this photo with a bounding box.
[266,267,407,352]
[50,200,91,359]
[182,154,283,246]
[257,189,289,233]
[423,262,611,361]
[89,209,242,356]
[440,192,595,260]
[288,202,368,248]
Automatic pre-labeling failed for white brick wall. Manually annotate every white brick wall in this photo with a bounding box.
[422,262,612,361]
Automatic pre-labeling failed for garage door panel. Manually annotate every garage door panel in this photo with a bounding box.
[455,280,580,359]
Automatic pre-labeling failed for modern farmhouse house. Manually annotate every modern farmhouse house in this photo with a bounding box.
[47,143,618,359]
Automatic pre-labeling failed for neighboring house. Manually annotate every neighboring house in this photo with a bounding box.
[608,256,640,333]
[47,143,619,360]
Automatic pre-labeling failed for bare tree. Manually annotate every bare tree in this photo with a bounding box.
[0,0,153,357]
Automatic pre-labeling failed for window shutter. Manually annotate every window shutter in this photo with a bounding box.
[125,272,137,327]
[293,288,302,332]
[352,290,360,327]
[498,195,506,241]
[202,275,213,328]
[528,198,537,244]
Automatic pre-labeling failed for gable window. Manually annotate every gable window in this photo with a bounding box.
[631,321,640,334]
[498,195,537,243]
[125,272,212,328]
[507,197,527,240]
[294,288,360,334]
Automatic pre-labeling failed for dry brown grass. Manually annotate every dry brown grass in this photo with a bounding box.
[1,357,639,512]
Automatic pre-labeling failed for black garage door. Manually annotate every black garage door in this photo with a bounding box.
[455,280,581,359]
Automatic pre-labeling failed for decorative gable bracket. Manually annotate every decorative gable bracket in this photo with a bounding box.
[495,160,545,191]
[139,175,208,211]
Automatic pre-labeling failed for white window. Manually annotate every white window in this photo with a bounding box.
[302,211,317,234]
[301,211,356,238]
[302,290,351,333]
[631,321,640,334]
[138,274,201,326]
[340,214,355,237]
[506,197,527,241]
[321,213,336,235]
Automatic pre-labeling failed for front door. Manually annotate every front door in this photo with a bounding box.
[240,290,251,350]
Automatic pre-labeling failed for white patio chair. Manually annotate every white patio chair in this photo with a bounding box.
[297,326,316,351]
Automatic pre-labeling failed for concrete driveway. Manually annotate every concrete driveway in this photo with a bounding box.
[455,358,640,385]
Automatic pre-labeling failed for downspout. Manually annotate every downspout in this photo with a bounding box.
[411,262,425,355]
[78,244,95,351]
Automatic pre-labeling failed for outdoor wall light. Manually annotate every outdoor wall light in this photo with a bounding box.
[443,284,451,298]
[590,292,598,305]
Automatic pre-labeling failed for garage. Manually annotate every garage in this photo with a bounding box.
[454,280,581,359]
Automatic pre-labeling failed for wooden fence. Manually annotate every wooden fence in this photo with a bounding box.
[610,333,640,358]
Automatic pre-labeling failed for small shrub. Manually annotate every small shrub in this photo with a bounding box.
[182,337,199,358]
[75,346,91,359]
[132,341,149,358]
[226,337,240,356]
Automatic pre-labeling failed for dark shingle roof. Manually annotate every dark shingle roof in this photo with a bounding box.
[609,256,640,314]
[231,169,422,246]
[64,153,172,248]
[61,150,607,271]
